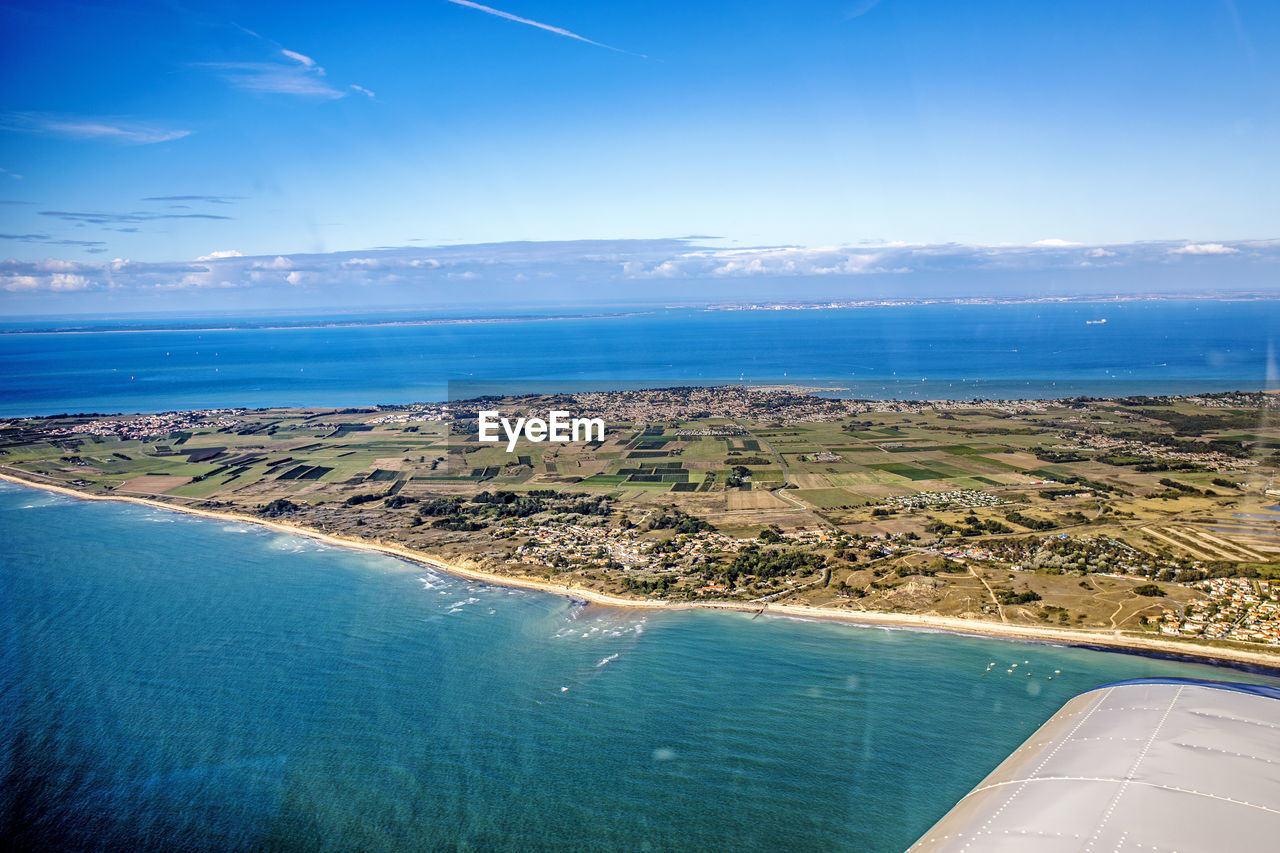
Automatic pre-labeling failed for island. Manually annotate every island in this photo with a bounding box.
[3,386,1278,667]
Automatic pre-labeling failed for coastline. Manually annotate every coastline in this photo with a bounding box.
[0,310,655,337]
[4,471,1279,673]
[8,293,1280,336]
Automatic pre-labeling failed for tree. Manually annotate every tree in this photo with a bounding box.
[995,589,1041,605]
[260,498,301,517]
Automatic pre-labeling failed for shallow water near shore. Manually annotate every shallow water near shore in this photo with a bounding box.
[2,481,1277,851]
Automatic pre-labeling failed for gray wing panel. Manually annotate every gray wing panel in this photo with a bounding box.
[909,680,1280,852]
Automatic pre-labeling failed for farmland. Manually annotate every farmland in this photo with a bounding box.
[3,386,1278,652]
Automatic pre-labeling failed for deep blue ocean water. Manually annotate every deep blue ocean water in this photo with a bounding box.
[3,301,1278,849]
[3,481,1277,851]
[1,301,1276,416]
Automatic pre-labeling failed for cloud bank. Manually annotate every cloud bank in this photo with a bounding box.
[4,237,1277,300]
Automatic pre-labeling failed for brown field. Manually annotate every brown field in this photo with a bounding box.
[118,474,192,494]
[725,489,791,511]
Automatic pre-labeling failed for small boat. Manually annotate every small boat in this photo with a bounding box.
[1086,318,1107,325]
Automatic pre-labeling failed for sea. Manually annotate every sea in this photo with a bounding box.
[0,300,1276,416]
[2,300,1279,850]
[3,482,1277,852]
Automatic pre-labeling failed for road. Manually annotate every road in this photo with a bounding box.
[970,565,1007,623]
[739,424,839,531]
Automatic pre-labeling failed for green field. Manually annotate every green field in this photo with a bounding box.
[868,462,951,481]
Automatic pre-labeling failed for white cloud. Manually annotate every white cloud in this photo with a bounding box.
[342,256,441,271]
[254,256,293,270]
[40,120,189,144]
[49,273,91,291]
[281,49,316,67]
[201,62,346,99]
[1085,247,1117,258]
[204,40,373,101]
[0,113,190,144]
[2,274,40,291]
[38,257,82,272]
[153,272,230,290]
[625,245,895,279]
[1169,242,1239,255]
[350,84,376,99]
[2,257,95,291]
[285,270,304,285]
[1031,238,1079,247]
[195,250,244,261]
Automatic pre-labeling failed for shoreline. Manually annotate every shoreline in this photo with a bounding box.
[0,311,655,337]
[4,471,1279,673]
[7,293,1280,336]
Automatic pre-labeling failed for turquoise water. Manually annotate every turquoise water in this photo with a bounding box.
[1,301,1277,415]
[3,481,1277,850]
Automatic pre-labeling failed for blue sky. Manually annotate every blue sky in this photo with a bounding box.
[1,1,1278,311]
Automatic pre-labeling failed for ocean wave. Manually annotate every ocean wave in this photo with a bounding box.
[267,536,309,553]
[446,596,481,613]
[18,497,67,509]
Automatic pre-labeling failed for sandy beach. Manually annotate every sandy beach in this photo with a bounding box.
[5,471,1279,673]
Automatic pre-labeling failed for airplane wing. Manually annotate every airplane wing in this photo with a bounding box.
[909,677,1280,852]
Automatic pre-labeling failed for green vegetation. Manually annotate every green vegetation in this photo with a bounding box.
[724,547,824,585]
[260,498,301,517]
[650,508,714,534]
[1004,510,1057,531]
[995,589,1042,605]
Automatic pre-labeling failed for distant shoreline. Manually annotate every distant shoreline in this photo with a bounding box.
[5,471,1278,674]
[4,292,1279,335]
[700,291,1280,312]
